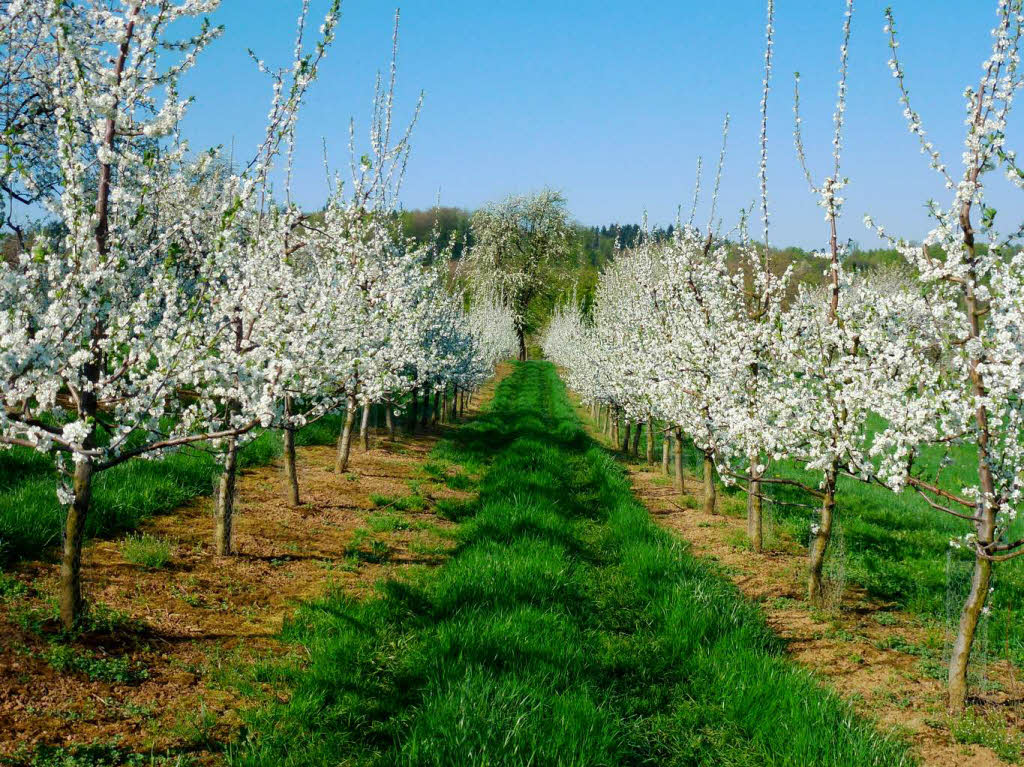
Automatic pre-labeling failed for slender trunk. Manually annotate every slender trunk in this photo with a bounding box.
[441,388,448,424]
[946,260,999,712]
[60,4,138,628]
[807,468,837,604]
[948,554,993,712]
[408,388,418,435]
[360,403,371,451]
[215,437,239,556]
[621,420,631,453]
[646,417,655,463]
[335,396,357,473]
[459,390,466,418]
[420,386,430,428]
[60,457,94,629]
[283,425,299,506]
[603,406,611,437]
[283,396,300,507]
[385,402,396,438]
[611,409,619,447]
[703,451,717,515]
[673,427,685,493]
[632,421,642,456]
[747,460,763,552]
[432,389,441,425]
[662,429,670,475]
[517,328,527,362]
[450,385,458,421]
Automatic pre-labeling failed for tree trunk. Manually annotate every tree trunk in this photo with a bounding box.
[646,417,655,463]
[360,403,371,451]
[459,390,466,418]
[621,420,631,453]
[450,386,459,421]
[283,426,300,507]
[283,397,300,507]
[215,437,239,556]
[632,421,642,456]
[611,409,619,447]
[747,460,763,552]
[385,402,395,438]
[673,427,685,493]
[420,386,430,428]
[60,457,94,629]
[517,328,527,361]
[408,388,418,434]
[432,389,441,425]
[335,396,357,473]
[441,388,448,424]
[808,468,836,605]
[703,450,717,515]
[662,429,670,475]
[948,554,993,712]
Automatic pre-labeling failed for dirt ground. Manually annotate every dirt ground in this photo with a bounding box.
[574,398,1023,766]
[0,372,505,764]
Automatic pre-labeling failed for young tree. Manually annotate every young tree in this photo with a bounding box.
[866,0,1024,712]
[0,0,233,627]
[174,0,341,553]
[769,0,879,604]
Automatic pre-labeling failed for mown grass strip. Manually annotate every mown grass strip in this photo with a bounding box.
[228,362,911,766]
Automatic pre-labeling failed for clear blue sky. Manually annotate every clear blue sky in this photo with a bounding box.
[178,1,1020,250]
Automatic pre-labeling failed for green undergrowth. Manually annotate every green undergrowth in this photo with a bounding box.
[0,413,346,564]
[228,361,910,766]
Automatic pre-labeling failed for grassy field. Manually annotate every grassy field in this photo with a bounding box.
[0,414,346,564]
[227,361,909,766]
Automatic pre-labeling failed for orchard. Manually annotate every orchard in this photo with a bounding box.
[0,1,1022,764]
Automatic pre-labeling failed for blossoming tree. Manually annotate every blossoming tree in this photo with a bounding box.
[866,0,1024,711]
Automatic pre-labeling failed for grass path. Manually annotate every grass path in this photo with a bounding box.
[230,361,910,766]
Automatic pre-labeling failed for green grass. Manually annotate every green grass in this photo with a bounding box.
[227,361,910,766]
[42,643,148,684]
[950,709,1024,762]
[0,743,198,767]
[118,533,172,570]
[0,414,346,565]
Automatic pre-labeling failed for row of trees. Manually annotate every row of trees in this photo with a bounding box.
[0,1,516,628]
[544,0,1024,713]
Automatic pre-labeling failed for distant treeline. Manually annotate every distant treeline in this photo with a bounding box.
[396,206,917,284]
[2,206,977,294]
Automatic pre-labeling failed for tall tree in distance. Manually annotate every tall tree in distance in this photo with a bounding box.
[466,189,572,360]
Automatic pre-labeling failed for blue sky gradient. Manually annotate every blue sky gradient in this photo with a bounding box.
[178,1,1020,249]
